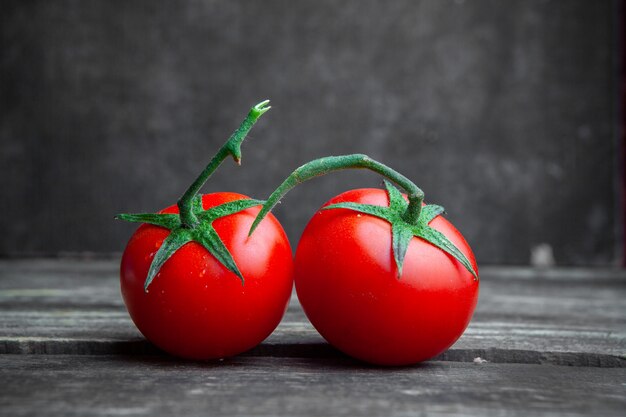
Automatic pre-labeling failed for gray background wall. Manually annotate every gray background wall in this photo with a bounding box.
[1,0,622,265]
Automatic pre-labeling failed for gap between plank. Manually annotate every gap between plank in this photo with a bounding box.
[1,339,624,368]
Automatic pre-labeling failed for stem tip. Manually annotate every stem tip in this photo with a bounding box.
[252,100,271,117]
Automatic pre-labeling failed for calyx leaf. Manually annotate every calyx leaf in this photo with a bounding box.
[324,182,478,280]
[115,213,181,229]
[144,228,192,291]
[117,198,264,291]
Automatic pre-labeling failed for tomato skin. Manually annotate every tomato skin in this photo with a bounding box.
[294,188,479,366]
[120,192,293,360]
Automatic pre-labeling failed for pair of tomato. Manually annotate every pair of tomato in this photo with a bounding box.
[119,103,479,365]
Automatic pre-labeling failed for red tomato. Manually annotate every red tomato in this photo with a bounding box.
[294,188,479,366]
[120,192,293,360]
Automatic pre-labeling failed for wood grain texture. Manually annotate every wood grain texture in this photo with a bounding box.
[0,260,624,367]
[1,260,625,416]
[0,356,625,417]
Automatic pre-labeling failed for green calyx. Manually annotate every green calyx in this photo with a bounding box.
[116,100,271,291]
[116,198,264,290]
[249,154,478,280]
[324,180,476,279]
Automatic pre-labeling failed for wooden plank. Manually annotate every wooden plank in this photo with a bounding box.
[0,355,624,417]
[0,260,624,366]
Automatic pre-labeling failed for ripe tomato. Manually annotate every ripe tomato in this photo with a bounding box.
[120,192,293,360]
[294,188,478,366]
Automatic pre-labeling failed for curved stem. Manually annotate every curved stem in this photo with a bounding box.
[249,154,425,235]
[177,100,271,228]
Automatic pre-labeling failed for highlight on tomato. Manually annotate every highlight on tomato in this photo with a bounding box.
[116,101,294,360]
[249,154,479,366]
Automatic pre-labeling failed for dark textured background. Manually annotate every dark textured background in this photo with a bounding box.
[0,0,622,265]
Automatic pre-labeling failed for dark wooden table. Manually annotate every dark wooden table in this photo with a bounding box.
[1,260,624,416]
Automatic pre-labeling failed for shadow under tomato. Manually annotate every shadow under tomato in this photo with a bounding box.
[110,339,438,371]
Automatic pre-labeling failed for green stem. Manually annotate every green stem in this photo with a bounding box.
[249,154,425,235]
[177,100,271,228]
